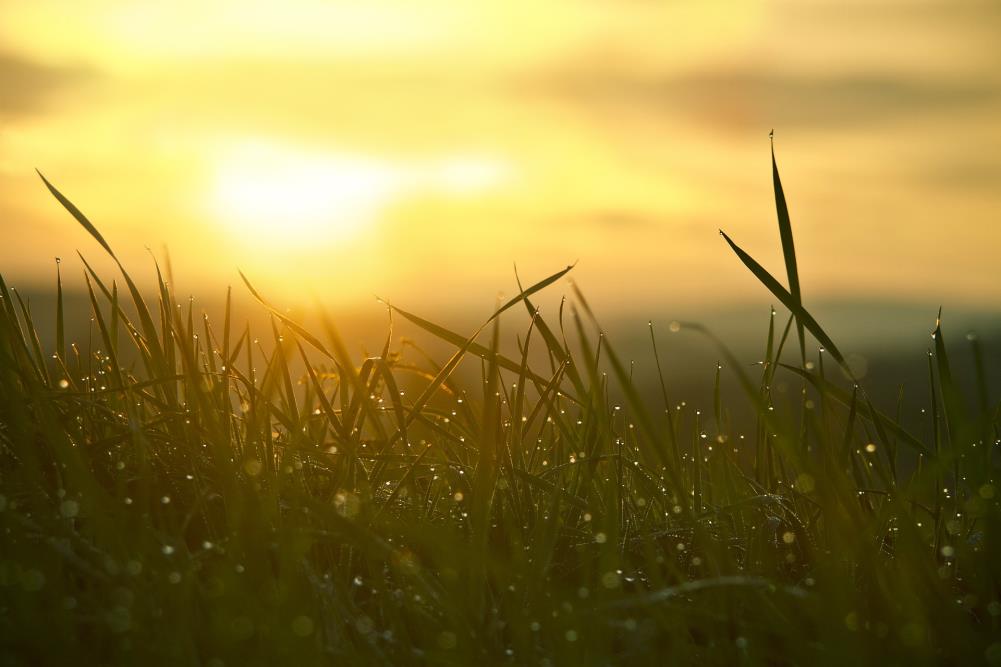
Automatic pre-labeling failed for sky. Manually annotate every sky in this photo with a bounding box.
[1,0,999,318]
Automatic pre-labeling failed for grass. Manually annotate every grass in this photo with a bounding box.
[1,150,999,666]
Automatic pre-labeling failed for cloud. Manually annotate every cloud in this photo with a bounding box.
[0,53,93,118]
[671,71,1000,129]
[915,159,1001,191]
[520,64,1001,131]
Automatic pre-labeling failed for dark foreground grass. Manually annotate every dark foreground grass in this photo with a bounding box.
[1,151,999,666]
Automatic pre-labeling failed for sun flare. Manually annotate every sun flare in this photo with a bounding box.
[212,143,405,247]
[211,141,512,251]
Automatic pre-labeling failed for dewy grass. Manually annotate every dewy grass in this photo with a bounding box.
[1,153,999,665]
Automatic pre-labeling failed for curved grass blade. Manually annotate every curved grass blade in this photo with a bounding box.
[779,363,931,457]
[36,170,116,260]
[719,229,846,370]
[932,309,968,446]
[55,259,65,362]
[771,136,806,363]
[239,270,334,361]
[38,176,168,378]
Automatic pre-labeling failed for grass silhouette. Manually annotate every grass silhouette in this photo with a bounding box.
[1,148,998,665]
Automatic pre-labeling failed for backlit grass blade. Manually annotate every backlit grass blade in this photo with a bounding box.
[719,229,846,370]
[239,270,334,361]
[36,170,117,260]
[470,314,501,612]
[388,262,574,352]
[37,173,168,372]
[568,282,687,501]
[11,289,50,386]
[780,363,931,457]
[388,303,566,397]
[648,321,681,473]
[771,137,806,363]
[296,340,349,442]
[83,274,121,385]
[520,294,586,397]
[932,310,968,447]
[969,331,990,416]
[55,259,65,362]
[510,312,538,470]
[494,263,575,322]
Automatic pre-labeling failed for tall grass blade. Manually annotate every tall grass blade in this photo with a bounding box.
[36,170,117,259]
[770,136,806,363]
[719,230,846,369]
[55,259,65,362]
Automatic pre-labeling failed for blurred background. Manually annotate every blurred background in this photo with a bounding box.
[1,0,1000,373]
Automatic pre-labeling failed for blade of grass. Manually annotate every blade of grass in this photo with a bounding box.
[770,135,806,364]
[719,230,846,370]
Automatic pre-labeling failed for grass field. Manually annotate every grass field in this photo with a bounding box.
[1,151,999,665]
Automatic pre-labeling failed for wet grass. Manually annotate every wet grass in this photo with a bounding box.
[1,150,999,665]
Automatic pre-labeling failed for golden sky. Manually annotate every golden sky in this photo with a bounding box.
[1,0,999,315]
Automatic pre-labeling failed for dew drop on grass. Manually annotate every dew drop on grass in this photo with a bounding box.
[795,473,815,493]
[20,569,45,592]
[291,615,314,637]
[60,499,79,518]
[230,616,254,641]
[601,571,621,589]
[437,631,457,649]
[356,616,375,635]
[107,606,131,633]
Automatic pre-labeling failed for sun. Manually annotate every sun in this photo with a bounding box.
[212,142,405,248]
[211,141,514,252]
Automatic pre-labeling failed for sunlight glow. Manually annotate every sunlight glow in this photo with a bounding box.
[212,142,511,249]
[4,0,997,307]
[214,144,404,246]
